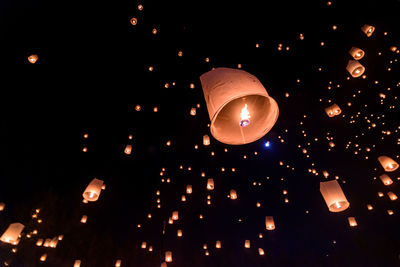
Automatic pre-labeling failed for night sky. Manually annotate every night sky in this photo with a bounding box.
[1,0,400,266]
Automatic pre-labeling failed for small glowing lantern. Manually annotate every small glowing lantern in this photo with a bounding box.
[177,229,182,237]
[161,263,167,267]
[244,240,250,248]
[186,185,192,194]
[379,174,393,185]
[367,204,373,210]
[36,239,43,246]
[349,47,365,60]
[200,68,279,145]
[82,178,104,202]
[346,60,365,78]
[28,54,39,64]
[124,145,132,155]
[207,178,214,190]
[230,189,237,199]
[40,254,47,261]
[361,24,375,37]
[190,108,196,116]
[165,251,172,262]
[172,211,179,220]
[203,135,210,146]
[324,103,342,117]
[0,223,24,245]
[80,215,87,223]
[0,202,5,211]
[216,241,221,248]
[378,156,399,172]
[320,180,350,212]
[388,191,398,201]
[258,248,265,255]
[348,217,357,227]
[115,260,121,267]
[141,242,147,249]
[130,17,137,25]
[74,260,81,267]
[265,216,275,230]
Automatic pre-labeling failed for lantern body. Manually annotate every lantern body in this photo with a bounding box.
[361,24,375,37]
[0,223,24,245]
[0,202,5,211]
[82,178,104,202]
[216,240,221,248]
[203,135,210,146]
[141,242,147,249]
[324,104,341,117]
[379,174,393,185]
[230,189,237,199]
[186,185,192,194]
[207,178,214,190]
[200,67,279,145]
[190,108,197,116]
[346,60,365,78]
[161,263,167,267]
[74,260,81,267]
[28,54,39,64]
[124,145,132,155]
[378,156,399,172]
[177,229,182,237]
[348,217,357,227]
[244,240,250,248]
[165,251,172,262]
[115,260,121,267]
[388,191,397,201]
[320,180,350,212]
[172,211,179,220]
[349,47,365,60]
[40,254,47,261]
[265,216,275,230]
[258,248,265,255]
[81,215,87,223]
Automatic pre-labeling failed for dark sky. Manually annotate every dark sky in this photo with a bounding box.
[0,0,400,266]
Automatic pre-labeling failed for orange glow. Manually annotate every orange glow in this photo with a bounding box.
[239,104,251,127]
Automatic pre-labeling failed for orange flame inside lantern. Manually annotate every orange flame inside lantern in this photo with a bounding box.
[239,104,250,127]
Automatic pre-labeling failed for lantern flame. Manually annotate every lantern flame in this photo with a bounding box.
[239,104,250,127]
[335,201,341,209]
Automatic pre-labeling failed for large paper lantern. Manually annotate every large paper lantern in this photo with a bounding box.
[324,103,342,117]
[379,174,393,185]
[346,60,365,77]
[378,156,399,172]
[200,67,279,145]
[349,47,365,60]
[320,180,350,212]
[82,178,104,202]
[0,223,25,245]
[361,24,375,37]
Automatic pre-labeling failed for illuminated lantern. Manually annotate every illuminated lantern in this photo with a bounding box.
[177,229,182,237]
[36,239,43,246]
[203,135,210,146]
[80,215,87,223]
[74,260,81,267]
[186,185,192,194]
[0,223,24,245]
[367,204,373,210]
[324,103,342,117]
[348,217,357,227]
[141,242,147,249]
[320,180,350,212]
[216,241,221,248]
[200,67,279,145]
[130,17,137,25]
[50,237,58,248]
[379,174,393,185]
[0,202,5,211]
[258,248,265,255]
[40,254,47,261]
[346,60,365,78]
[265,216,275,230]
[124,145,132,155]
[387,191,398,201]
[378,156,399,172]
[361,24,375,37]
[230,189,237,199]
[349,47,365,60]
[43,238,51,247]
[161,263,167,267]
[28,54,39,64]
[244,240,250,248]
[190,108,197,116]
[115,260,121,267]
[165,251,172,262]
[82,178,104,202]
[172,211,179,220]
[207,178,214,190]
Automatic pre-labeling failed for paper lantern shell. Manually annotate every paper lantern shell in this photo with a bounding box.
[349,47,365,60]
[265,216,275,230]
[361,24,375,37]
[165,251,172,262]
[346,60,365,78]
[82,178,104,201]
[325,104,341,117]
[379,174,393,185]
[0,223,25,245]
[320,180,350,212]
[203,135,210,146]
[348,217,357,227]
[207,178,214,190]
[200,67,279,145]
[378,156,399,172]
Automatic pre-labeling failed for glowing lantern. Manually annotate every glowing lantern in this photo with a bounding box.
[379,174,393,185]
[348,217,357,227]
[207,178,214,190]
[190,108,196,116]
[161,263,167,267]
[346,60,365,78]
[258,248,265,255]
[324,103,342,117]
[172,211,179,220]
[130,17,137,25]
[165,251,172,262]
[28,54,39,64]
[265,216,275,230]
[388,191,398,201]
[378,156,399,172]
[177,229,182,237]
[244,240,250,248]
[82,178,104,202]
[80,215,87,223]
[200,67,279,145]
[230,189,237,199]
[36,239,43,246]
[186,185,192,194]
[349,47,365,60]
[361,24,375,37]
[0,202,5,211]
[367,204,373,210]
[124,145,132,155]
[115,260,121,267]
[320,180,350,212]
[216,241,221,248]
[74,260,81,267]
[40,254,47,261]
[141,242,147,249]
[203,135,210,146]
[0,223,24,245]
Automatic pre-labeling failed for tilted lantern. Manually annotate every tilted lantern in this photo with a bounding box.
[378,156,399,172]
[325,104,342,117]
[346,60,365,78]
[388,191,398,201]
[200,67,279,145]
[348,217,357,227]
[0,223,24,245]
[349,47,365,60]
[265,216,275,230]
[320,180,350,212]
[379,174,393,185]
[74,260,81,267]
[361,24,375,37]
[82,178,104,202]
[0,202,5,211]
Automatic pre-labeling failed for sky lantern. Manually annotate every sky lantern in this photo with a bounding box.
[216,240,221,248]
[207,178,214,190]
[203,134,210,146]
[115,259,121,267]
[28,54,38,64]
[172,211,179,220]
[74,260,81,267]
[36,239,43,246]
[190,108,196,116]
[82,178,104,202]
[200,67,279,145]
[379,174,393,185]
[361,24,375,37]
[346,60,365,78]
[177,229,182,237]
[378,156,399,172]
[80,215,87,223]
[141,242,147,249]
[165,251,172,262]
[265,216,275,230]
[186,185,192,194]
[387,192,397,201]
[124,145,132,155]
[348,217,357,227]
[40,254,47,261]
[244,240,250,248]
[349,47,365,60]
[0,223,24,245]
[0,202,5,211]
[258,248,265,255]
[320,180,350,212]
[324,103,342,117]
[230,189,238,199]
[161,263,167,267]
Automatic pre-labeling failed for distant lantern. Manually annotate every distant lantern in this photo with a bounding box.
[348,217,357,227]
[186,185,192,194]
[124,144,132,155]
[200,67,279,145]
[177,229,182,237]
[346,60,365,78]
[203,135,210,146]
[349,47,365,60]
[130,17,137,25]
[388,191,398,201]
[230,189,238,199]
[361,24,375,37]
[258,248,265,255]
[172,211,179,220]
[40,254,47,261]
[141,242,147,249]
[0,223,24,245]
[36,239,43,246]
[115,260,121,267]
[74,260,81,267]
[325,103,342,117]
[0,202,5,211]
[207,179,214,190]
[82,178,104,202]
[367,204,373,210]
[190,108,197,116]
[379,174,393,185]
[378,156,399,172]
[161,263,167,267]
[165,251,172,262]
[80,215,87,223]
[265,216,275,230]
[320,180,350,212]
[216,241,221,248]
[244,240,250,248]
[28,54,39,64]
